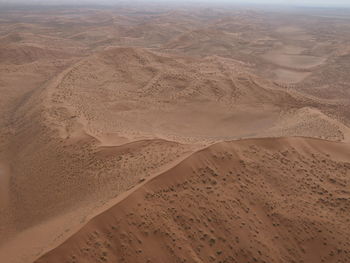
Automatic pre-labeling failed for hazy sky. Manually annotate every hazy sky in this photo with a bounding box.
[0,0,350,7]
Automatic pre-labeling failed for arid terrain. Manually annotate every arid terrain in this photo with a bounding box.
[0,3,349,263]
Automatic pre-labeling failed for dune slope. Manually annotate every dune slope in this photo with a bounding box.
[44,47,349,144]
[36,137,350,263]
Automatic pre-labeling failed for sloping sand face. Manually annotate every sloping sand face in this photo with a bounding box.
[258,25,329,84]
[273,68,311,83]
[35,137,350,263]
[262,52,326,70]
[0,162,10,209]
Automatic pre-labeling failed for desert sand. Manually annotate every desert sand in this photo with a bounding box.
[0,3,349,263]
[36,137,350,263]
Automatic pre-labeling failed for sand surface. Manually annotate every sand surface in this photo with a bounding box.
[36,137,350,263]
[0,4,349,263]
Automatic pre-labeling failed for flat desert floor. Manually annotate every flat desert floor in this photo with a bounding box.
[0,4,349,263]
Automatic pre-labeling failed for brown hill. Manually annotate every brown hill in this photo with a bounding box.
[35,137,350,263]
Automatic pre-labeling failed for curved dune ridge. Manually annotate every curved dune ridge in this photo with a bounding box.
[35,137,350,263]
[43,46,349,144]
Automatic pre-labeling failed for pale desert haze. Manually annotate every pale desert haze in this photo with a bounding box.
[0,1,349,263]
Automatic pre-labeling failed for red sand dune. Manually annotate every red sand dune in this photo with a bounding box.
[36,137,350,263]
